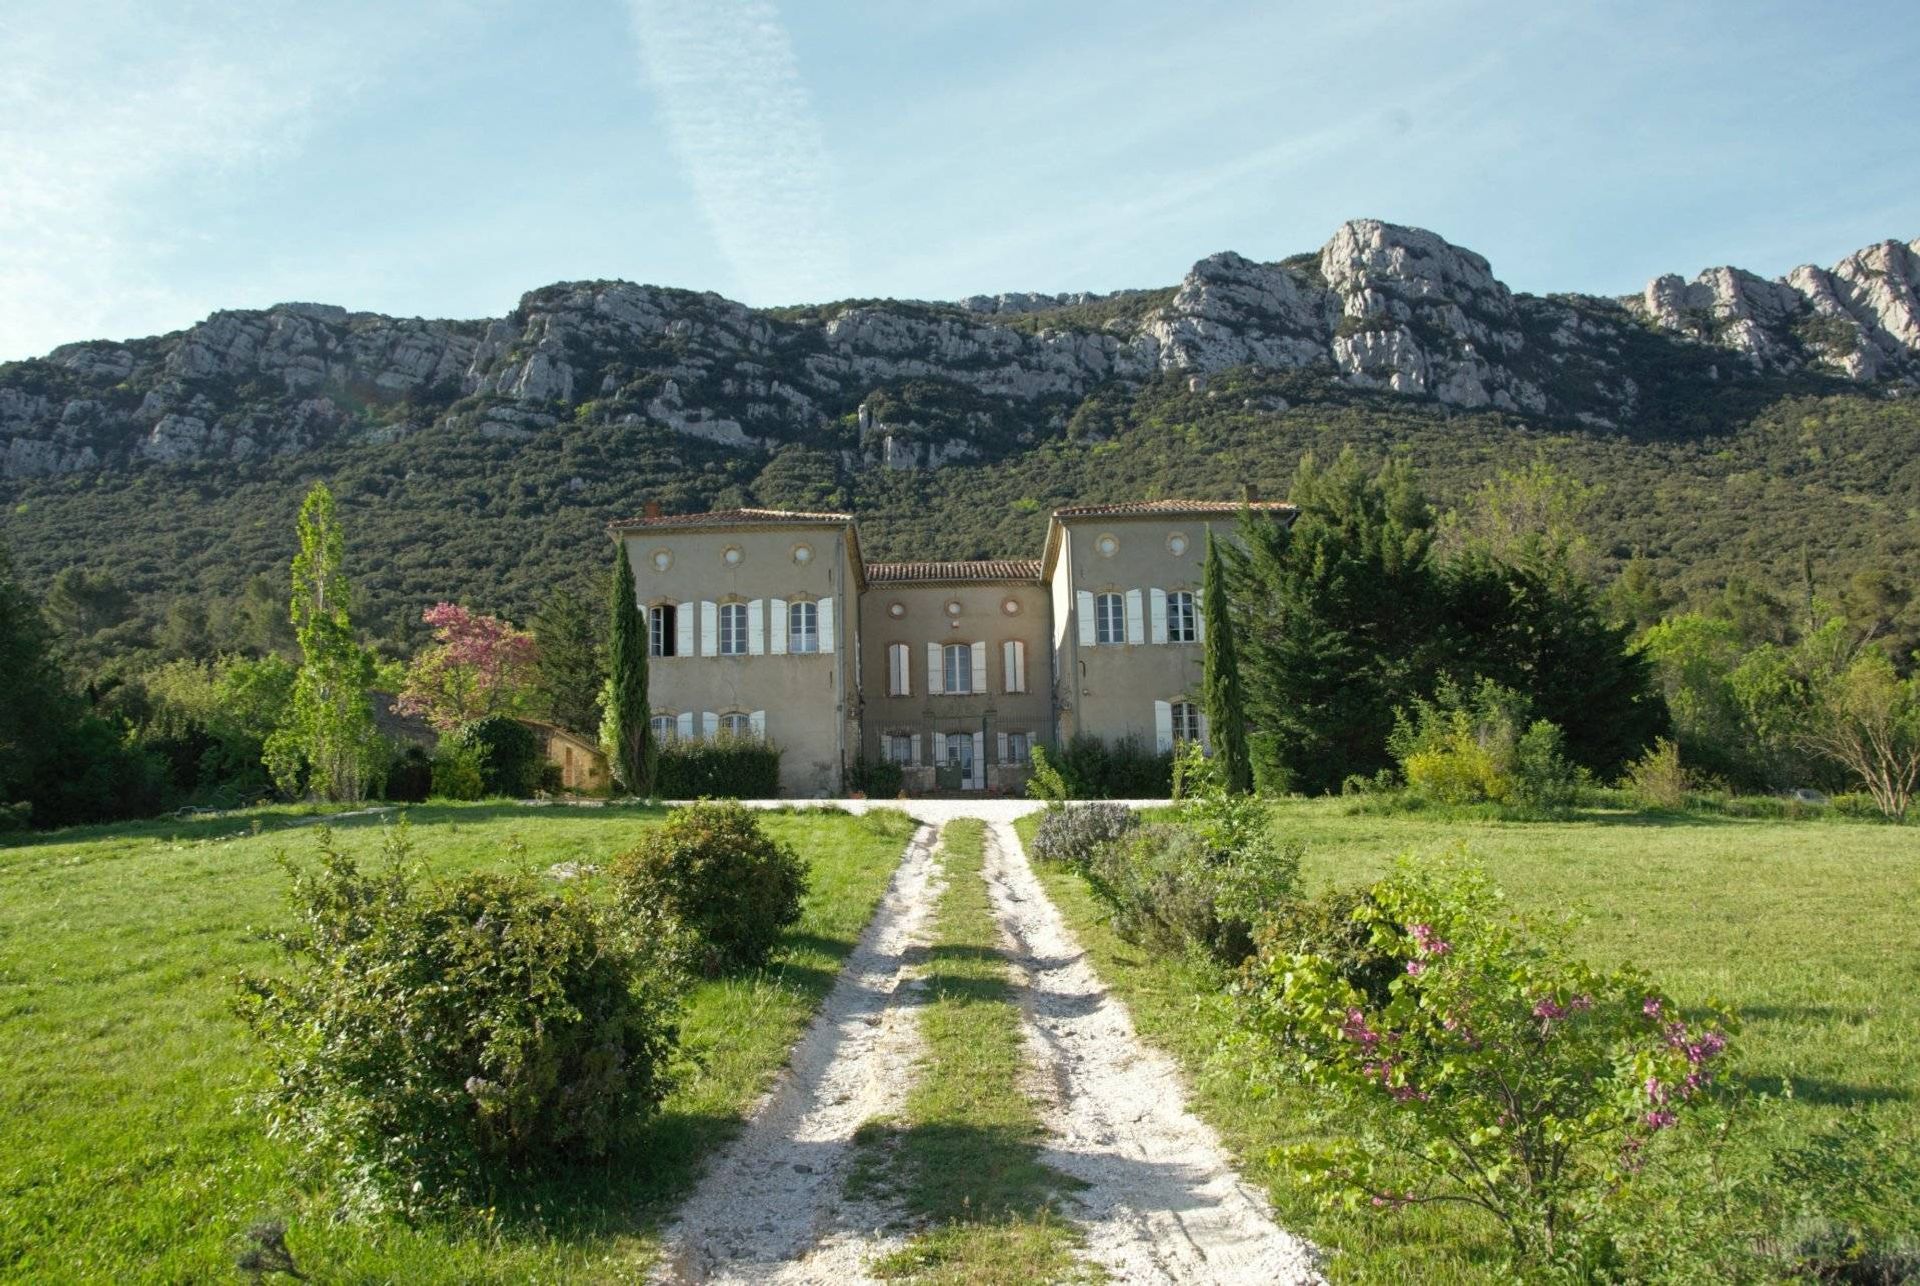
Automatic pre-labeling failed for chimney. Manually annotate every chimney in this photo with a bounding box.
[1242,482,1259,505]
[643,500,663,520]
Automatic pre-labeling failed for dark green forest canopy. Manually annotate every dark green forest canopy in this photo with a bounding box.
[2,368,1916,654]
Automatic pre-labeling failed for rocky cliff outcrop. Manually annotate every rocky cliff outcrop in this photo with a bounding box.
[3,220,1914,478]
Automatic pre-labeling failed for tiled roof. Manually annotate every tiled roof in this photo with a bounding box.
[608,507,854,531]
[1050,499,1296,520]
[866,559,1043,584]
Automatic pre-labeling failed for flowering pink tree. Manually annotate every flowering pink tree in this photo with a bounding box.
[1241,855,1734,1267]
[394,603,539,732]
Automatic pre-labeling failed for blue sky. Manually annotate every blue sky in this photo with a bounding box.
[3,0,1916,360]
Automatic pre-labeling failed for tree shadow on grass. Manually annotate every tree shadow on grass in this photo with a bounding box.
[1727,1072,1912,1107]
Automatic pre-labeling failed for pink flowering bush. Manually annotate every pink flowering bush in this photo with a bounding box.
[1239,852,1735,1267]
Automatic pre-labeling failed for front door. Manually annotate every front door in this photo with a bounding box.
[945,732,982,791]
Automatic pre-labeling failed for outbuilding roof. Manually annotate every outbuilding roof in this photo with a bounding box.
[865,559,1043,585]
[607,506,854,532]
[1049,499,1297,520]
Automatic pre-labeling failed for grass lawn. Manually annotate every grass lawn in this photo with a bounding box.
[0,801,919,1283]
[861,818,1092,1284]
[1020,799,1920,1282]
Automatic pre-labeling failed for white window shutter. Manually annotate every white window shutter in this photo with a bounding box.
[1125,588,1145,645]
[770,598,788,654]
[747,599,765,655]
[927,642,943,695]
[972,732,985,784]
[1194,598,1206,644]
[676,711,693,740]
[700,601,717,656]
[1154,700,1174,754]
[1150,588,1168,645]
[908,734,920,766]
[1076,590,1096,647]
[750,709,766,739]
[702,711,719,740]
[1000,641,1016,693]
[971,641,987,693]
[676,605,694,658]
[933,732,946,763]
[818,596,835,653]
[997,731,1009,764]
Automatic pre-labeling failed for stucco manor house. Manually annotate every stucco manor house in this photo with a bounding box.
[608,497,1295,796]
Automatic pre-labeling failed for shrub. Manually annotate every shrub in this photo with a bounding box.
[1025,743,1069,802]
[1027,801,1137,869]
[1051,733,1172,799]
[383,744,433,803]
[1251,885,1400,1011]
[1391,679,1584,811]
[1623,737,1690,809]
[847,753,904,798]
[654,736,782,799]
[1239,853,1736,1269]
[235,823,682,1214]
[456,716,541,797]
[430,741,486,801]
[1249,731,1292,796]
[610,799,808,971]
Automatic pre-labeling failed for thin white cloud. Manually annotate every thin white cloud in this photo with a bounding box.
[625,0,849,302]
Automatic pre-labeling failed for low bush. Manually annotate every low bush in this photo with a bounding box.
[1390,679,1585,811]
[383,744,433,803]
[610,799,808,971]
[847,753,904,799]
[457,716,542,798]
[1623,737,1690,809]
[1251,885,1400,1010]
[1249,731,1291,796]
[1027,801,1137,869]
[1050,733,1172,799]
[654,736,782,799]
[1239,852,1736,1271]
[235,823,682,1214]
[430,741,486,800]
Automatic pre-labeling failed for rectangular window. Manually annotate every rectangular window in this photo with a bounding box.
[943,643,972,694]
[886,733,914,765]
[788,599,819,654]
[649,603,677,656]
[719,603,748,656]
[888,642,912,696]
[1006,732,1029,764]
[1167,591,1196,644]
[1171,700,1203,745]
[1095,592,1124,646]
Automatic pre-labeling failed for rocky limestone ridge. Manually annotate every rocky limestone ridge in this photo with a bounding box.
[3,220,1915,479]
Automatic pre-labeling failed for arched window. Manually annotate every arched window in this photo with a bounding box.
[788,599,819,654]
[649,714,676,744]
[1166,591,1197,643]
[720,711,754,738]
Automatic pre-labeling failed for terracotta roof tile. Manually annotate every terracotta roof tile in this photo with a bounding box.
[865,559,1042,584]
[608,506,854,532]
[1050,499,1296,520]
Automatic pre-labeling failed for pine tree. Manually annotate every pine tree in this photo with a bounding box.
[605,541,651,795]
[266,483,379,801]
[1202,529,1254,794]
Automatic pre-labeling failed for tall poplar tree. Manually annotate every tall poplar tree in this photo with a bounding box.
[605,541,651,795]
[266,483,379,801]
[1201,529,1253,794]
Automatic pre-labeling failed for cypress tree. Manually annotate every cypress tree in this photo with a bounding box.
[607,541,652,795]
[1202,529,1253,794]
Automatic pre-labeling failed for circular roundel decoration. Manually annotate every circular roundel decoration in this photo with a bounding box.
[888,602,906,618]
[722,545,743,566]
[1002,597,1021,615]
[792,543,813,564]
[1096,533,1119,558]
[945,600,963,617]
[650,548,672,572]
[1167,532,1190,557]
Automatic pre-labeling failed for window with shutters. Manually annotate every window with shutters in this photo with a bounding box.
[1005,732,1029,764]
[649,603,677,656]
[1170,700,1203,744]
[943,643,972,694]
[887,642,912,696]
[1003,640,1027,693]
[718,602,748,656]
[788,599,819,653]
[885,733,914,764]
[649,714,676,744]
[720,711,754,739]
[1167,591,1197,643]
[1094,592,1124,645]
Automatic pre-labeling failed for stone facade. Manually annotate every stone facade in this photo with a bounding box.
[611,499,1293,797]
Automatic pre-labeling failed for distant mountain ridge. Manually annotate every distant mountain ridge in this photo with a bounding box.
[4,219,1917,480]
